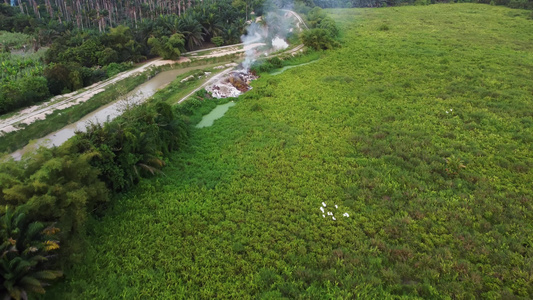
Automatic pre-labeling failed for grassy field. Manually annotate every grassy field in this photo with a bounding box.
[47,4,533,299]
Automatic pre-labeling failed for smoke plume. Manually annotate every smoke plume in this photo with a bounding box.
[240,4,296,70]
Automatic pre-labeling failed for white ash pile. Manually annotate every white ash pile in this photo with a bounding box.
[206,70,258,99]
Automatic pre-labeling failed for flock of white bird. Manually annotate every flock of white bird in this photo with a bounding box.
[320,202,349,221]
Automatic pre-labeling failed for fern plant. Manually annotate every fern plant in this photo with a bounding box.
[0,206,62,300]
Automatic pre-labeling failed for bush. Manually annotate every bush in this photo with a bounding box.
[211,36,224,47]
[507,0,533,8]
[301,28,341,50]
[250,57,285,73]
[318,17,340,36]
[148,33,185,60]
[0,76,50,114]
[44,63,83,95]
[378,24,390,31]
[105,62,130,78]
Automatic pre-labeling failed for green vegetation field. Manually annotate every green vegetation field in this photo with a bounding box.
[48,4,533,299]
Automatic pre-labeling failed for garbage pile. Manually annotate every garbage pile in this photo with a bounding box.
[206,70,258,99]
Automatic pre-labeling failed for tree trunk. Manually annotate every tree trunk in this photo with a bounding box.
[45,0,53,19]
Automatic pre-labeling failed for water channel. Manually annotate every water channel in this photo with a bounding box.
[195,101,236,128]
[269,60,319,76]
[11,66,215,160]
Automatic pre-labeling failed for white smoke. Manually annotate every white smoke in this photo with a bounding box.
[272,37,289,50]
[240,5,295,70]
[241,23,265,71]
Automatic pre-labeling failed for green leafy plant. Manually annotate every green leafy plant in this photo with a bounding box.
[378,24,390,31]
[0,206,62,300]
[211,36,224,47]
[445,155,466,176]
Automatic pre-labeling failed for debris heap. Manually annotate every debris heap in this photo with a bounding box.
[206,70,258,99]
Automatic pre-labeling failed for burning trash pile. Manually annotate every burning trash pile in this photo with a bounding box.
[205,70,258,99]
[204,8,298,99]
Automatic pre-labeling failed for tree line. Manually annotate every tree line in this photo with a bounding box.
[2,0,529,116]
[6,0,262,32]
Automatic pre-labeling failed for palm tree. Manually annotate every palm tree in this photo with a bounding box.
[193,5,222,40]
[222,24,241,45]
[0,206,62,300]
[178,14,205,50]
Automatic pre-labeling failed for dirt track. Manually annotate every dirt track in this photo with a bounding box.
[0,58,181,135]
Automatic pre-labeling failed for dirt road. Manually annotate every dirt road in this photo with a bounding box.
[0,58,180,135]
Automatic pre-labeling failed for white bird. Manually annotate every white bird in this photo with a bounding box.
[320,207,324,213]
[322,214,325,218]
[343,213,349,217]
[450,108,453,111]
[322,202,326,207]
[335,205,338,209]
[332,217,336,221]
[327,212,332,216]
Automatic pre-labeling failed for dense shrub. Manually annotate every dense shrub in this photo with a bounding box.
[0,75,50,114]
[211,36,224,47]
[72,101,188,191]
[104,62,131,78]
[0,206,63,300]
[43,63,83,95]
[251,56,284,73]
[302,7,341,50]
[0,145,109,236]
[301,28,341,50]
[147,33,185,60]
